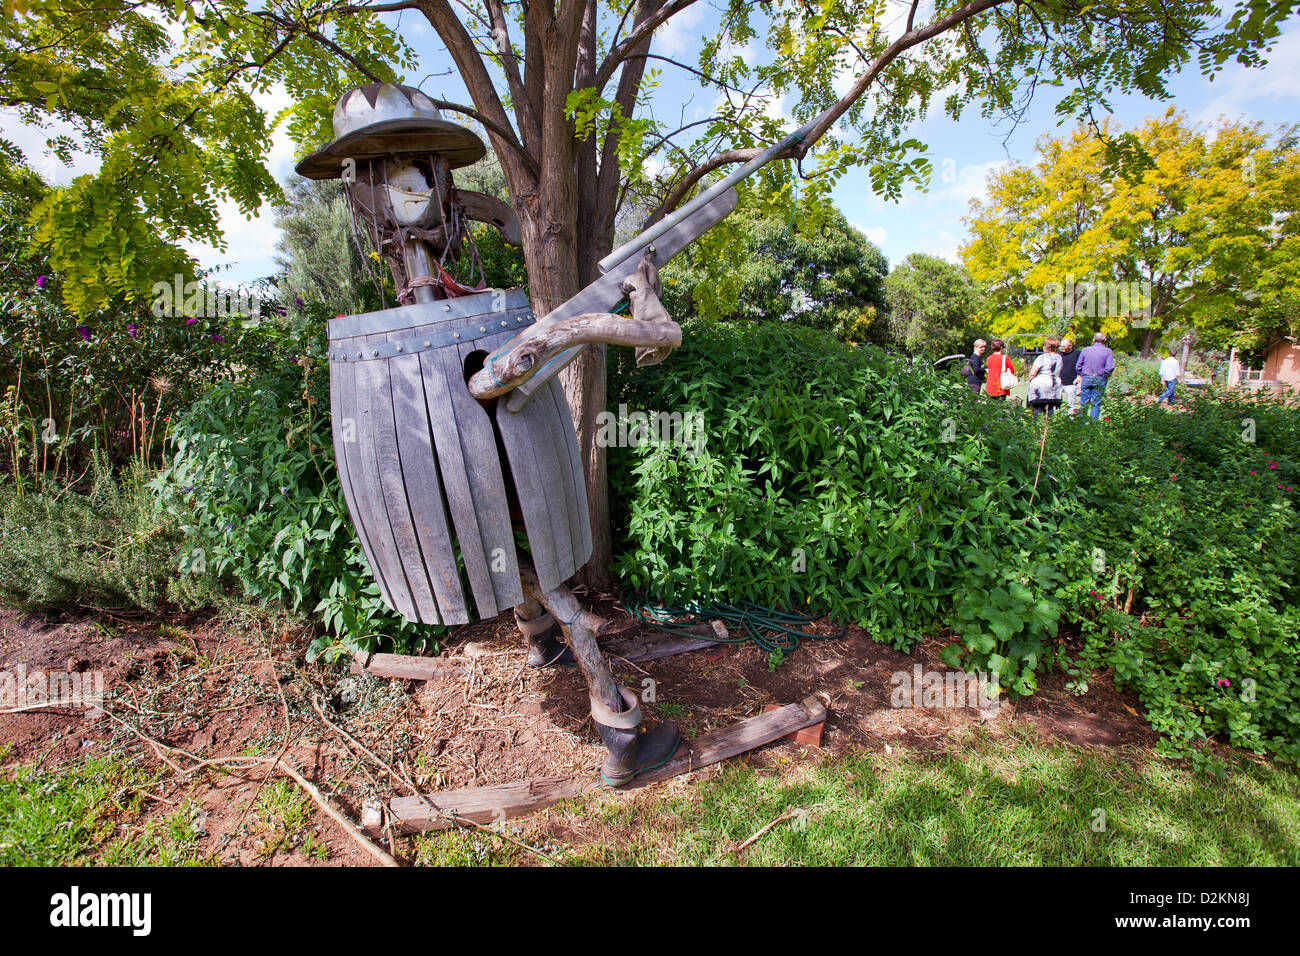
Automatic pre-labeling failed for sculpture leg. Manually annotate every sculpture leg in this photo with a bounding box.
[517,558,680,787]
[512,594,576,669]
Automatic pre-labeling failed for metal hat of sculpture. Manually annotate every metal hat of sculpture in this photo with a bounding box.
[296,83,486,177]
[305,81,828,786]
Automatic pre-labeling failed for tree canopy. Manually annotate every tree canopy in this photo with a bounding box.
[660,203,888,339]
[962,111,1300,355]
[884,252,987,357]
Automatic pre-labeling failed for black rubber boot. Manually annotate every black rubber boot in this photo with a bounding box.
[515,610,577,669]
[592,687,681,788]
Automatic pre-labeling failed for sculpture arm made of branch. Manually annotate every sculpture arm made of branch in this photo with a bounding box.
[467,251,679,400]
[456,189,522,246]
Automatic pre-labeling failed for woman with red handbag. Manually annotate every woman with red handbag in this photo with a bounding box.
[983,339,1015,398]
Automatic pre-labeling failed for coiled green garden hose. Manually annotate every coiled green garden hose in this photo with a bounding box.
[621,593,846,656]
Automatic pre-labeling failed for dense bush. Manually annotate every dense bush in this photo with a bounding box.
[609,321,1070,650]
[0,457,217,614]
[154,320,432,660]
[610,322,1300,764]
[1052,391,1300,763]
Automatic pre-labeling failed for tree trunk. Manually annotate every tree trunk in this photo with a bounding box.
[515,178,615,590]
[1139,325,1157,358]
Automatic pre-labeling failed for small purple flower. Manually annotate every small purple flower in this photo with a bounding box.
[77,325,91,342]
[127,324,138,338]
[212,333,224,342]
[36,275,47,289]
[186,316,198,326]
[295,297,304,307]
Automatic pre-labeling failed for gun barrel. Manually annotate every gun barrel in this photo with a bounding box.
[597,116,820,276]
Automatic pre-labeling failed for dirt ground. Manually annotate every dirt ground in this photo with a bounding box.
[0,593,1158,865]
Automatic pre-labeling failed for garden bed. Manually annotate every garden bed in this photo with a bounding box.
[1,596,1166,866]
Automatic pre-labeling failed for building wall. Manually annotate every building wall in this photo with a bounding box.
[1262,343,1300,386]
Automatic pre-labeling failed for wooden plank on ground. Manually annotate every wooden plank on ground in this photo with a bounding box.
[363,777,589,836]
[368,697,828,835]
[627,696,828,788]
[604,630,718,663]
[350,650,466,682]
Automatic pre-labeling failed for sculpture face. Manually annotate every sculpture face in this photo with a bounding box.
[384,160,444,228]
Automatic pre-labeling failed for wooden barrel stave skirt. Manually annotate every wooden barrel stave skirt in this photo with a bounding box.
[328,288,593,625]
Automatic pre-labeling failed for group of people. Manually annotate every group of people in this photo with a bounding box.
[963,333,1182,418]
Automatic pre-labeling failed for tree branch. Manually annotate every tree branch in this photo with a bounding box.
[484,0,539,146]
[415,0,535,190]
[429,97,538,176]
[648,0,1010,222]
[593,0,702,92]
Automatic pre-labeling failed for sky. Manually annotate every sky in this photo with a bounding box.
[9,2,1300,286]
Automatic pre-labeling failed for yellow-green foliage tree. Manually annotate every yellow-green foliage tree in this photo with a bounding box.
[962,111,1300,354]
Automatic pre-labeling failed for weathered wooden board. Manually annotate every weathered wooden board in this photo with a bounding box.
[627,696,828,788]
[330,354,396,611]
[363,776,589,836]
[496,384,570,590]
[351,332,419,622]
[366,331,441,624]
[545,377,593,567]
[350,650,467,682]
[387,348,466,623]
[367,697,828,835]
[454,330,528,614]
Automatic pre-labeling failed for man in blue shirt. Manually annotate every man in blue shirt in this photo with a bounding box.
[1075,332,1115,419]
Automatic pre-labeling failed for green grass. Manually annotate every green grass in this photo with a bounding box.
[416,732,1300,866]
[0,748,209,866]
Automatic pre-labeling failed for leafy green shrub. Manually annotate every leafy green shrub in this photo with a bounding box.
[0,457,216,614]
[609,320,1067,648]
[155,325,433,659]
[1109,355,1163,397]
[1049,390,1300,763]
[611,323,1300,764]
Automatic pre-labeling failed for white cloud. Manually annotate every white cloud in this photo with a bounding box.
[1195,26,1300,124]
[852,222,887,247]
[1,110,98,187]
[654,5,707,57]
[909,229,960,263]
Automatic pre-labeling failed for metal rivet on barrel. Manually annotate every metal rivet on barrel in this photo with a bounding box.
[444,304,451,311]
[424,341,431,348]
[371,349,379,357]
[501,320,507,327]
[395,344,403,352]
[479,326,486,332]
[454,332,460,339]
[356,351,362,359]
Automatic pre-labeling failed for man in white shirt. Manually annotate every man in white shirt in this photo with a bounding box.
[1158,350,1180,405]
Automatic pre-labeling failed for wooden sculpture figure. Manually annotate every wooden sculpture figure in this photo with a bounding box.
[298,82,818,786]
[296,83,697,786]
